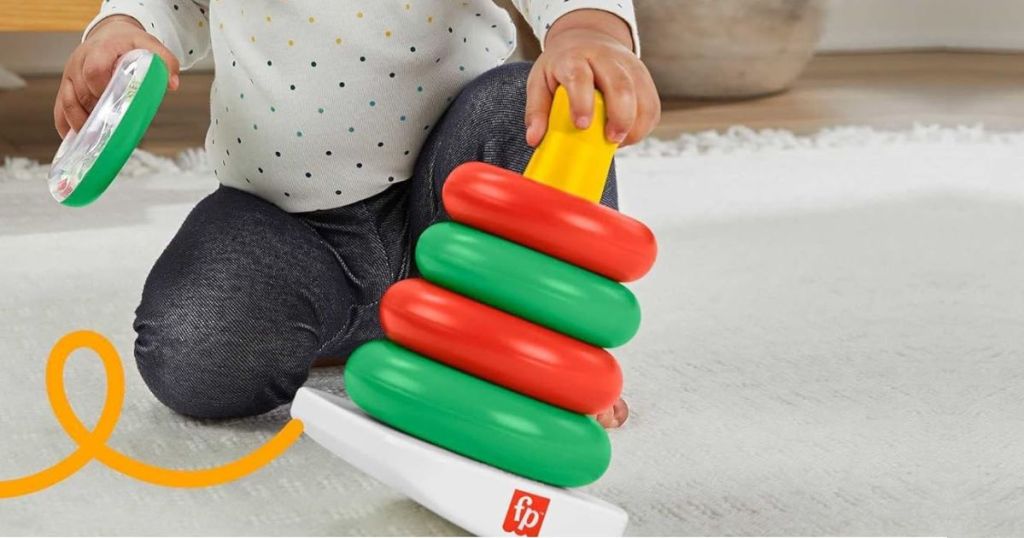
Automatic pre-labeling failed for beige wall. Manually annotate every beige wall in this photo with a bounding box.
[821,0,1024,51]
[0,32,80,75]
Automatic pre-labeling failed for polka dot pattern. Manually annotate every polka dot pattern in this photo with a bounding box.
[86,0,639,212]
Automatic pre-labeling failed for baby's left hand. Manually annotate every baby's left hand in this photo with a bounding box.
[526,9,660,147]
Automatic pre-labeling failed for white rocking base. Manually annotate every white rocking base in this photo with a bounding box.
[291,388,628,537]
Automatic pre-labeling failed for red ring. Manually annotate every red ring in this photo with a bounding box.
[442,162,657,282]
[380,278,622,414]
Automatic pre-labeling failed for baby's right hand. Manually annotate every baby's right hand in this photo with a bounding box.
[54,15,180,138]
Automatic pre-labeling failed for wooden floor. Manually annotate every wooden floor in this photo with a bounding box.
[654,51,1024,138]
[3,52,1024,162]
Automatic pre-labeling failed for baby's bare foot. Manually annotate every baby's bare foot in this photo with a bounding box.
[595,398,629,429]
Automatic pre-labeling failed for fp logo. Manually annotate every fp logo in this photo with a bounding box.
[502,489,550,536]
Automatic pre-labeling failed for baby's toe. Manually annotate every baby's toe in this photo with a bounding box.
[596,398,629,429]
[612,398,629,425]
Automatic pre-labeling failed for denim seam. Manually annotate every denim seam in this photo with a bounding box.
[311,299,381,356]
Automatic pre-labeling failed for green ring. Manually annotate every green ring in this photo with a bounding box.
[346,340,611,487]
[415,222,641,348]
[61,54,169,207]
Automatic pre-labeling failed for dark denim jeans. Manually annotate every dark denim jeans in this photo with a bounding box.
[133,62,618,418]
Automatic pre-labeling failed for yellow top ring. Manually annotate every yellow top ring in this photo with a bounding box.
[523,87,619,203]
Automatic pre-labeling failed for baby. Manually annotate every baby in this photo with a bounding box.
[55,0,658,428]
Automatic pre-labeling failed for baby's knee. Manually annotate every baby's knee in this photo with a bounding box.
[134,308,307,419]
[135,336,262,419]
[466,61,530,94]
[455,62,531,116]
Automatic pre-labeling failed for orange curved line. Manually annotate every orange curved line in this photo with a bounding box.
[0,331,303,498]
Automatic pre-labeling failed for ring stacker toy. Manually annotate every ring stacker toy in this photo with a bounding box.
[292,87,658,536]
[48,49,168,206]
[41,51,657,534]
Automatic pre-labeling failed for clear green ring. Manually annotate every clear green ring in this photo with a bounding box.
[52,52,168,207]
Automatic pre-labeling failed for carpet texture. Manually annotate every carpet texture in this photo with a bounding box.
[2,126,1024,535]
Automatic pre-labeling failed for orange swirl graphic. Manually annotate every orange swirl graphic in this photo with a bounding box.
[0,330,304,498]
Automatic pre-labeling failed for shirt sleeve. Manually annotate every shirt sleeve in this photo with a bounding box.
[510,0,640,56]
[82,0,212,70]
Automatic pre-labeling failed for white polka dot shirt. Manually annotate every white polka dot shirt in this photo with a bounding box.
[86,0,639,212]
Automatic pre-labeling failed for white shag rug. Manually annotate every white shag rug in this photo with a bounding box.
[2,125,1024,536]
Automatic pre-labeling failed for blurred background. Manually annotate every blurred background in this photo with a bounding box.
[2,0,1024,161]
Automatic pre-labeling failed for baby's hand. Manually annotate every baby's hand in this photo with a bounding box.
[525,9,660,147]
[54,15,180,138]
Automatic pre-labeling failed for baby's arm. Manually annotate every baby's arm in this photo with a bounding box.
[54,1,211,138]
[512,1,660,147]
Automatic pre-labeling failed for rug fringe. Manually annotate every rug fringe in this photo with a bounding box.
[1,148,212,183]
[619,124,1024,157]
[4,124,1023,182]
